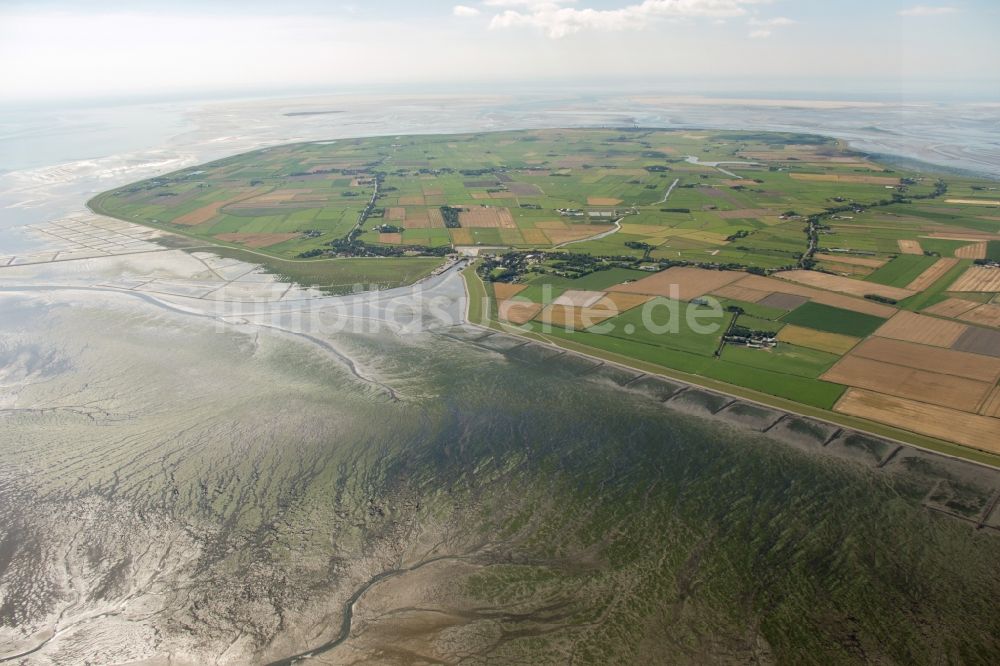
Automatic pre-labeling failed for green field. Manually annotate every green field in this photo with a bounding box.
[780,302,887,337]
[988,240,1000,262]
[865,254,938,287]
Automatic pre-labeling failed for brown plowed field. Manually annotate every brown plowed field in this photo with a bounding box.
[906,258,959,291]
[608,267,743,301]
[398,195,425,205]
[385,207,406,221]
[897,240,924,255]
[949,266,1000,292]
[874,310,967,347]
[587,197,622,206]
[822,356,992,411]
[378,233,402,244]
[848,336,1000,383]
[773,270,914,301]
[731,275,897,317]
[711,284,771,303]
[835,389,1000,453]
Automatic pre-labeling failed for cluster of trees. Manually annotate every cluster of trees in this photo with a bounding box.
[440,206,463,228]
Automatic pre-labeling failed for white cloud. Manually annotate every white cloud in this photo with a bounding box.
[748,28,771,38]
[453,5,481,17]
[748,16,795,27]
[487,0,769,39]
[898,5,958,16]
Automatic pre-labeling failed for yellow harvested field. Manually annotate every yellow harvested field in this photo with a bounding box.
[924,232,1000,241]
[835,389,1000,454]
[715,209,779,219]
[813,253,886,268]
[980,386,1000,417]
[600,292,655,312]
[897,239,924,255]
[498,300,543,325]
[818,261,873,278]
[403,215,433,230]
[905,258,958,291]
[944,199,1000,206]
[949,266,1000,292]
[173,189,262,226]
[449,228,474,245]
[545,226,613,244]
[499,228,525,244]
[923,298,980,318]
[777,325,860,355]
[520,228,550,245]
[426,209,445,228]
[378,233,402,244]
[822,356,992,411]
[608,266,742,301]
[711,283,772,303]
[213,232,299,248]
[955,242,987,259]
[536,303,619,329]
[586,197,622,206]
[849,336,1000,383]
[459,207,516,229]
[535,220,568,230]
[959,303,1000,329]
[538,293,653,329]
[552,290,606,308]
[731,275,898,317]
[773,270,914,301]
[492,283,527,301]
[385,207,406,221]
[620,224,674,237]
[790,173,900,186]
[874,310,967,348]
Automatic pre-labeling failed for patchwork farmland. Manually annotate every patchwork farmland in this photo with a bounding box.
[90,128,1000,460]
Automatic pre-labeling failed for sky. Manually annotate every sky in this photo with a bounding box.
[1,0,998,103]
